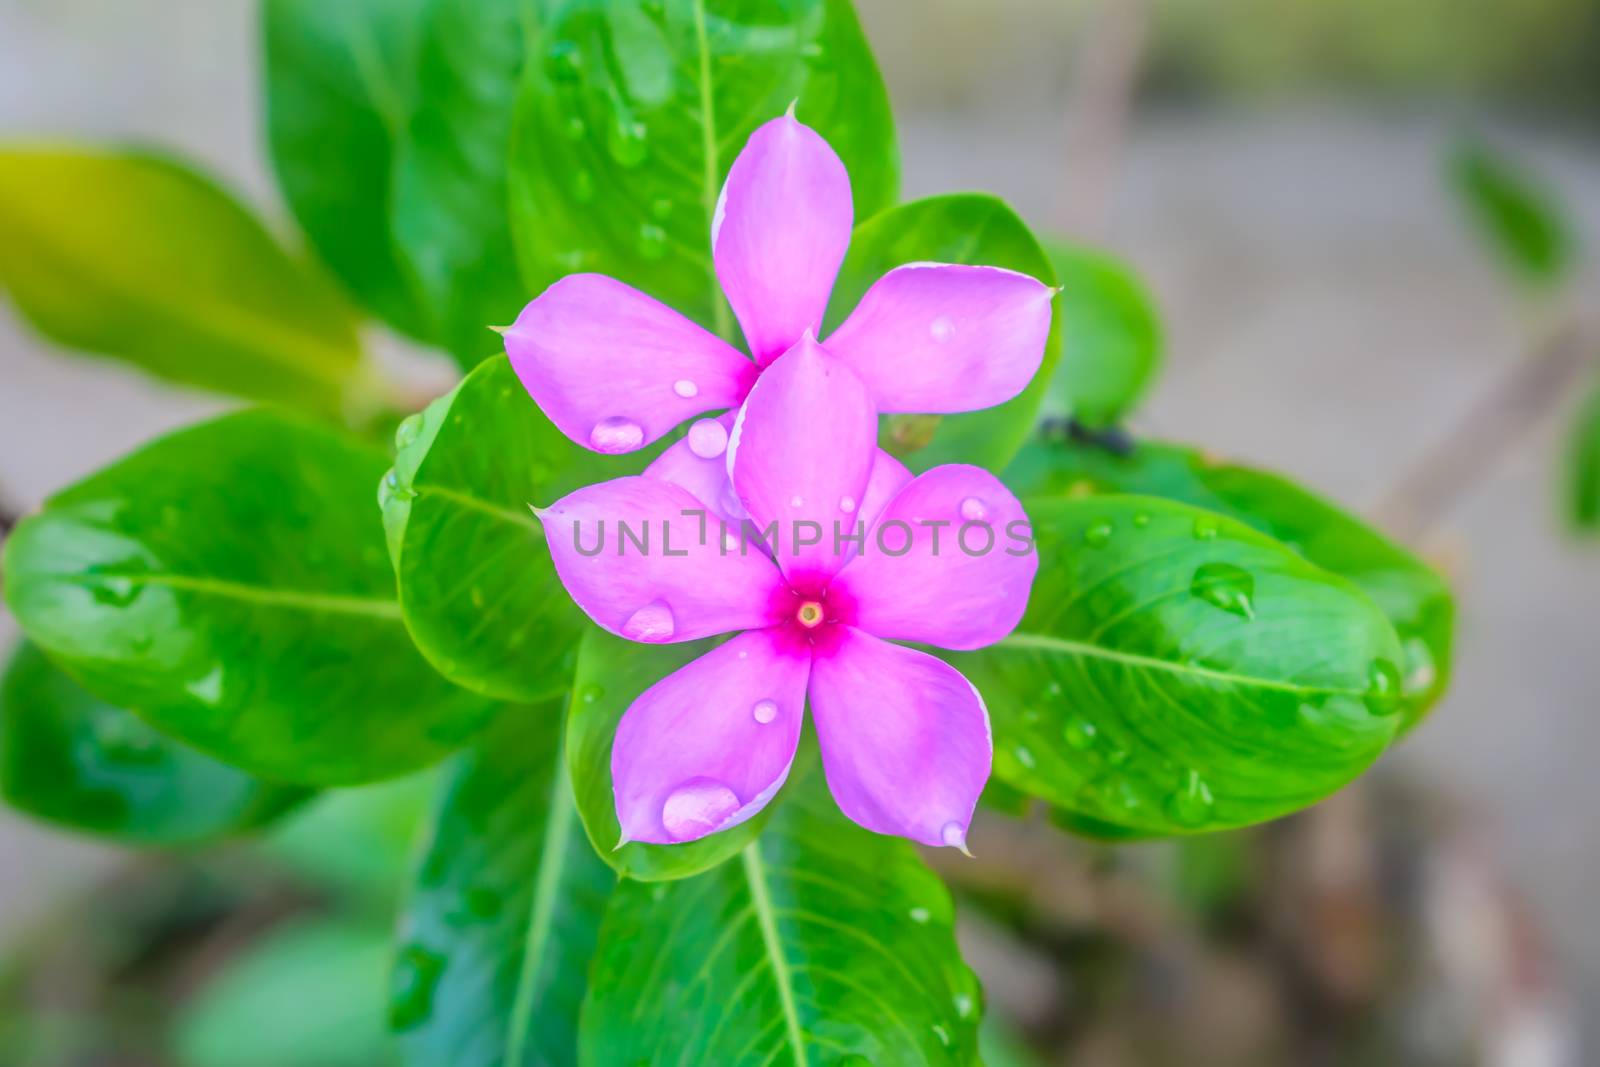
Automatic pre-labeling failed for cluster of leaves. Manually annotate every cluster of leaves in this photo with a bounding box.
[0,1,1453,1063]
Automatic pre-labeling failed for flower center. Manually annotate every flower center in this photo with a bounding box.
[796,601,825,628]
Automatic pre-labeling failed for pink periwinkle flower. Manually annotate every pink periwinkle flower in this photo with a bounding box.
[535,340,1039,850]
[502,107,1056,467]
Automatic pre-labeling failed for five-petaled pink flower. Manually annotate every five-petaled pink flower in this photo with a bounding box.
[535,341,1039,850]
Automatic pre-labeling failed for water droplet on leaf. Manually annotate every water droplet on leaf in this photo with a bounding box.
[544,40,583,82]
[1167,769,1214,827]
[1193,516,1219,540]
[637,223,667,260]
[1364,657,1403,716]
[394,413,423,450]
[389,944,446,1031]
[1063,718,1097,750]
[1083,521,1113,547]
[607,115,648,167]
[1190,561,1255,619]
[569,168,595,204]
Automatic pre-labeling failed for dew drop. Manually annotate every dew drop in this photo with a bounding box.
[1133,511,1151,528]
[932,1023,952,1047]
[393,412,423,451]
[1167,769,1215,827]
[940,821,967,849]
[839,496,857,513]
[789,494,804,508]
[622,600,675,642]
[607,115,649,167]
[1192,516,1219,540]
[929,315,956,343]
[908,906,931,924]
[1063,718,1097,750]
[687,418,728,459]
[637,222,667,261]
[1083,521,1113,547]
[751,699,778,724]
[1364,657,1403,716]
[389,944,447,1032]
[953,992,975,1019]
[1190,561,1255,619]
[650,196,674,221]
[672,378,699,399]
[569,168,595,204]
[589,416,644,453]
[1013,745,1037,769]
[661,779,740,841]
[579,682,605,705]
[90,576,140,608]
[1401,634,1437,696]
[563,114,586,140]
[958,496,988,522]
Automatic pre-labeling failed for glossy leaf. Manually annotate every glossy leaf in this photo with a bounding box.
[1568,378,1600,532]
[1042,240,1162,428]
[1449,138,1575,290]
[264,772,439,905]
[2,409,489,786]
[825,194,1062,472]
[175,917,397,1067]
[391,0,533,366]
[949,495,1405,836]
[1005,435,1454,723]
[0,641,310,845]
[264,0,435,340]
[0,147,362,414]
[392,700,612,1066]
[385,355,649,702]
[580,767,983,1065]
[509,0,898,340]
[567,628,771,881]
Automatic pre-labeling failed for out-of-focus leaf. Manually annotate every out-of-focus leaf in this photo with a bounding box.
[385,356,647,702]
[264,772,438,904]
[949,496,1403,836]
[1568,378,1600,531]
[825,194,1062,473]
[0,641,310,845]
[2,410,489,786]
[392,699,612,1066]
[1005,435,1454,724]
[0,147,363,414]
[1449,138,1575,289]
[566,628,770,882]
[510,0,897,341]
[175,917,397,1067]
[580,768,983,1065]
[1042,240,1162,427]
[391,0,532,366]
[264,0,435,340]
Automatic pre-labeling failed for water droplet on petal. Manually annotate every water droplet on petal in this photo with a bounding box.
[789,494,804,508]
[661,779,740,841]
[839,496,857,513]
[751,699,778,724]
[621,601,675,642]
[589,416,644,453]
[1190,561,1256,619]
[1167,769,1215,827]
[687,418,728,459]
[940,821,967,849]
[672,378,699,399]
[1083,521,1113,547]
[637,223,667,260]
[959,496,988,522]
[929,316,955,343]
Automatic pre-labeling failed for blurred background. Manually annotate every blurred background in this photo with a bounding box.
[2,0,1597,1063]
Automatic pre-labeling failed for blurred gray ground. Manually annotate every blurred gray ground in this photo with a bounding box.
[3,0,1600,1055]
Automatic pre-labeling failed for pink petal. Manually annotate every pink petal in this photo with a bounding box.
[505,273,757,453]
[808,627,990,848]
[714,112,853,365]
[728,335,876,588]
[831,465,1038,650]
[825,263,1054,412]
[643,412,744,525]
[857,449,912,529]
[613,627,811,845]
[538,476,784,643]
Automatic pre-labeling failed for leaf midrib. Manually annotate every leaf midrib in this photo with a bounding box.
[997,632,1369,697]
[741,842,808,1067]
[504,754,578,1064]
[61,572,401,620]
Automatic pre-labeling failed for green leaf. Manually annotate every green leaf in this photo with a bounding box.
[825,194,1062,473]
[263,772,438,905]
[391,0,534,366]
[509,0,898,340]
[0,641,310,845]
[392,699,612,1066]
[580,768,983,1065]
[567,628,774,881]
[1448,138,1575,290]
[949,495,1405,836]
[2,409,489,785]
[1568,377,1600,531]
[175,917,397,1067]
[0,147,363,415]
[1004,435,1454,724]
[264,0,435,340]
[1041,240,1162,428]
[385,355,649,702]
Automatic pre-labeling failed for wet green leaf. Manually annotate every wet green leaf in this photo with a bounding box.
[0,641,310,845]
[1449,137,1575,290]
[581,768,982,1065]
[510,0,897,341]
[393,700,612,1066]
[264,0,435,340]
[1568,376,1600,532]
[263,772,438,905]
[1005,435,1454,724]
[0,147,362,414]
[3,410,489,785]
[566,628,771,882]
[950,495,1404,837]
[826,194,1062,473]
[1042,240,1162,428]
[385,355,646,702]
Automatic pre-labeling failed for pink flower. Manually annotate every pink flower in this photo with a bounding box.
[502,108,1055,461]
[535,339,1039,849]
